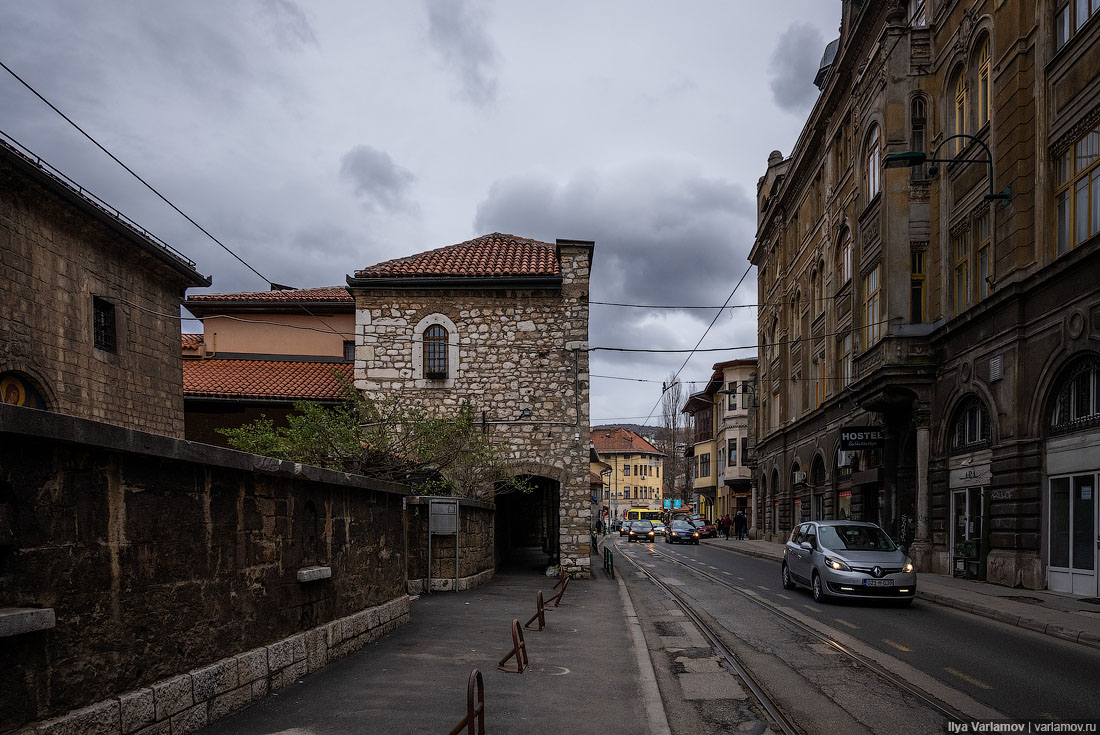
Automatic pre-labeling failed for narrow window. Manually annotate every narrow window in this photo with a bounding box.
[954,70,967,154]
[424,325,448,378]
[910,98,927,182]
[838,334,853,387]
[910,0,927,26]
[93,297,117,353]
[1053,126,1099,257]
[977,40,991,128]
[863,266,882,346]
[727,381,738,410]
[976,213,991,301]
[954,231,970,314]
[910,250,926,322]
[343,340,355,362]
[866,126,881,199]
[837,233,851,284]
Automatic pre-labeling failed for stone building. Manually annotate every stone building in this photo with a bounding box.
[346,233,593,576]
[748,0,1100,593]
[591,427,664,521]
[682,360,757,523]
[0,135,209,438]
[180,286,355,445]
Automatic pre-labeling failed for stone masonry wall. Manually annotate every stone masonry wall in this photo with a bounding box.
[406,497,495,592]
[0,148,200,438]
[0,406,410,734]
[353,242,592,576]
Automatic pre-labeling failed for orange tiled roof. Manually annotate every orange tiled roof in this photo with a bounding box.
[185,286,352,303]
[353,233,560,279]
[182,333,203,350]
[591,427,661,455]
[183,359,352,401]
[590,472,604,486]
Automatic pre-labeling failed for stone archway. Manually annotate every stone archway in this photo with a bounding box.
[493,468,563,573]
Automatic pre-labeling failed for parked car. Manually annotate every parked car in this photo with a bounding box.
[627,520,658,543]
[688,517,717,538]
[665,520,700,545]
[781,520,916,606]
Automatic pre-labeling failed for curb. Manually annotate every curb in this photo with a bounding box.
[701,539,1100,652]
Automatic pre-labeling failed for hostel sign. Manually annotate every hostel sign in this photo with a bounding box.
[839,426,884,451]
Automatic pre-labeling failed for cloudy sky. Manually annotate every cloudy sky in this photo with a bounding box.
[1,1,840,426]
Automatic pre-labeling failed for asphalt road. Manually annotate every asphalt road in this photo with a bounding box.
[613,535,1100,725]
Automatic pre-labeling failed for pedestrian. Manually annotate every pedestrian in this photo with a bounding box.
[596,518,604,535]
[721,514,731,539]
[734,510,747,540]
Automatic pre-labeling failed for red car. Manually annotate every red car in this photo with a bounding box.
[689,517,717,538]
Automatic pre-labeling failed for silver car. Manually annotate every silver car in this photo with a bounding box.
[781,521,916,606]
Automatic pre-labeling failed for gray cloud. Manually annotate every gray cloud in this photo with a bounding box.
[473,163,760,385]
[339,145,416,212]
[255,0,318,52]
[425,0,498,106]
[768,22,824,113]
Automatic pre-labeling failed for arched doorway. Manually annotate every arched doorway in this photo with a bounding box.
[494,474,561,573]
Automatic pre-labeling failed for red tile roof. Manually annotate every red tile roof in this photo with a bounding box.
[591,427,661,455]
[590,472,605,486]
[183,359,352,401]
[181,333,203,350]
[353,233,560,279]
[185,286,352,303]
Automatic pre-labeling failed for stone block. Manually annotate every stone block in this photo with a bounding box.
[267,637,296,671]
[208,684,252,722]
[38,700,120,735]
[236,648,269,684]
[305,627,327,673]
[119,688,155,734]
[169,703,207,735]
[0,607,56,637]
[132,723,171,735]
[191,658,239,702]
[288,633,307,662]
[250,678,269,701]
[327,618,345,647]
[296,565,332,583]
[152,674,193,721]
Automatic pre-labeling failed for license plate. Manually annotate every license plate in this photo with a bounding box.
[863,579,893,587]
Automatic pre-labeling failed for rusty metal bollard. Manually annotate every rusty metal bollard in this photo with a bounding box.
[546,574,570,608]
[524,590,546,632]
[497,619,529,673]
[446,669,485,735]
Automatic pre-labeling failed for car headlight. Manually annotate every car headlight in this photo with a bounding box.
[825,556,851,572]
[693,532,699,537]
[648,531,655,536]
[903,558,915,573]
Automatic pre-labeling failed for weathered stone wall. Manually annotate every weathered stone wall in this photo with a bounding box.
[352,242,593,576]
[0,143,204,439]
[405,497,495,592]
[0,405,410,734]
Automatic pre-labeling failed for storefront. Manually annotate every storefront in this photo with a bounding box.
[948,450,991,579]
[1045,435,1099,596]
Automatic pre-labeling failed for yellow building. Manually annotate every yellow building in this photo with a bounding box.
[591,427,664,522]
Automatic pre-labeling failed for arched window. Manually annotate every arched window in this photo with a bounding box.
[953,68,967,153]
[1050,356,1100,435]
[811,454,826,487]
[910,97,927,181]
[950,395,992,452]
[424,325,449,378]
[977,39,991,128]
[836,230,851,285]
[865,125,881,199]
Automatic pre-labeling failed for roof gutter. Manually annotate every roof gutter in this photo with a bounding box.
[345,275,563,290]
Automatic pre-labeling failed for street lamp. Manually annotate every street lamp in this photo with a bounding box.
[882,134,1010,203]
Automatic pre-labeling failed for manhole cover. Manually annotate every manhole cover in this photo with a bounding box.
[1079,597,1100,605]
[1002,596,1044,605]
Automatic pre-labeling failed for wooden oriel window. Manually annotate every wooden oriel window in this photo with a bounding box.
[424,325,448,378]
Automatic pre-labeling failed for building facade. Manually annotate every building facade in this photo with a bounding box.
[347,234,593,576]
[0,135,208,438]
[682,360,757,523]
[591,427,664,521]
[749,0,1100,593]
[181,286,355,445]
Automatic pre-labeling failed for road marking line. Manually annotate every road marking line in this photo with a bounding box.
[707,565,718,569]
[882,639,911,652]
[758,585,770,591]
[945,667,992,690]
[737,576,745,580]
[833,618,859,630]
[803,605,822,612]
[722,571,732,576]
[777,593,792,600]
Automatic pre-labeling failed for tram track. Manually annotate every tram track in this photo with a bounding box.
[615,540,969,733]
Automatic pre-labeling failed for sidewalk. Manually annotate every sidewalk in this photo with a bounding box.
[702,535,1100,650]
[202,551,654,735]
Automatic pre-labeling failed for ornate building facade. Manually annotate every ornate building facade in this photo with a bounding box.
[749,0,1100,592]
